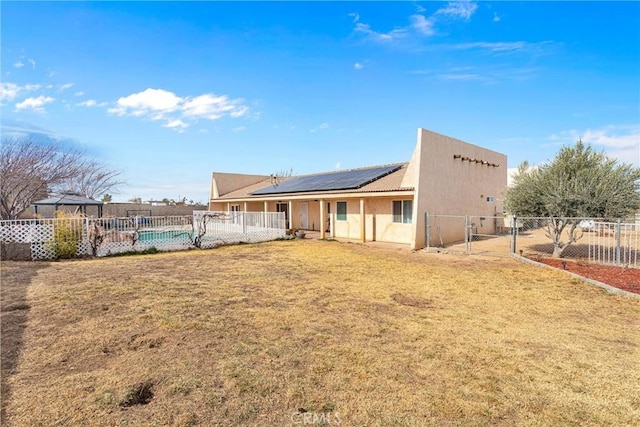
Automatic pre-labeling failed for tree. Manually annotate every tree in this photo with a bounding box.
[101,194,113,203]
[505,140,640,257]
[0,137,83,220]
[0,136,123,220]
[59,159,123,200]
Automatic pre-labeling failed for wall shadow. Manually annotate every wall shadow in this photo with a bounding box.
[1,260,49,423]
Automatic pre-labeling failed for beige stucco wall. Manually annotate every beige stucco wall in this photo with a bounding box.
[331,199,362,240]
[411,128,507,249]
[210,172,269,198]
[363,198,414,244]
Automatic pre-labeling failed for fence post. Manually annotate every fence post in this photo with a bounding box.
[242,211,247,236]
[425,213,430,250]
[511,215,517,254]
[464,215,470,254]
[616,218,621,266]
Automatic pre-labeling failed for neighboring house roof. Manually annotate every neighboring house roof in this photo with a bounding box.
[32,194,103,206]
[215,163,413,200]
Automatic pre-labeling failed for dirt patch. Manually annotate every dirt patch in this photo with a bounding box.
[391,293,435,308]
[2,303,31,312]
[119,380,155,407]
[532,257,640,294]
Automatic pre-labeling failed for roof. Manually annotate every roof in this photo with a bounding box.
[252,164,403,195]
[215,163,413,200]
[32,194,104,206]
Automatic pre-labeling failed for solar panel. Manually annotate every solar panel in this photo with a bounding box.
[251,164,402,195]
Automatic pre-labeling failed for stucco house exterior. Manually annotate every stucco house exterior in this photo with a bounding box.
[209,128,507,249]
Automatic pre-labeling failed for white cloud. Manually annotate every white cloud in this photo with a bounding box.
[335,162,341,169]
[348,12,359,23]
[28,58,36,69]
[59,83,74,91]
[438,73,484,82]
[354,2,476,44]
[0,82,42,103]
[436,1,478,21]
[549,125,640,166]
[109,88,182,117]
[77,99,107,107]
[354,22,408,42]
[230,105,249,118]
[108,88,249,131]
[310,123,329,133]
[410,14,435,36]
[415,64,539,84]
[14,61,24,68]
[354,62,364,70]
[75,91,85,97]
[0,82,20,102]
[15,95,55,112]
[163,119,189,132]
[452,41,527,53]
[493,12,501,22]
[233,126,246,132]
[78,99,97,107]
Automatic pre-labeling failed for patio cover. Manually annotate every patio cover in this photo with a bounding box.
[32,194,104,217]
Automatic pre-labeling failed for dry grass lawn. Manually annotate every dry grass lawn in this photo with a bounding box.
[1,239,639,426]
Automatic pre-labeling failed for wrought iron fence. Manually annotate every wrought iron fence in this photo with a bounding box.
[0,211,286,260]
[425,213,639,268]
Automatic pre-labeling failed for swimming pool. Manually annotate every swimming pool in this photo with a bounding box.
[137,229,192,243]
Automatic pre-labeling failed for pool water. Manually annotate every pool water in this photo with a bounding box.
[137,230,192,243]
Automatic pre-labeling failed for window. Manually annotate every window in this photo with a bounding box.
[230,204,241,212]
[393,200,413,224]
[336,201,347,221]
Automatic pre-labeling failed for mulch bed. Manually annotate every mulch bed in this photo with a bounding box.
[533,258,640,295]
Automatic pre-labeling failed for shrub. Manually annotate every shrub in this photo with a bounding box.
[49,211,83,259]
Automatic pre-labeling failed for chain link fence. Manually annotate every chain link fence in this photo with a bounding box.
[425,213,639,268]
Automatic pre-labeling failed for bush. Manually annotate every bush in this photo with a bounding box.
[49,211,83,259]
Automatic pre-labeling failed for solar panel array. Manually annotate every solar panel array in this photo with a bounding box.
[251,164,402,195]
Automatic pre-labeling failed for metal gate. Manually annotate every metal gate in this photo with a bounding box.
[425,214,514,256]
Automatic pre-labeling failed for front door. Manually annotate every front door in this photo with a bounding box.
[300,202,308,230]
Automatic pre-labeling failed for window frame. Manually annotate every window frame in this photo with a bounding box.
[336,201,347,221]
[392,200,413,224]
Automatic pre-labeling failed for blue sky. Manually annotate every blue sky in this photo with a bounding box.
[1,1,639,203]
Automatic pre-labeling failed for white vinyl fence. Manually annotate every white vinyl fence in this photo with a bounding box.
[0,211,286,260]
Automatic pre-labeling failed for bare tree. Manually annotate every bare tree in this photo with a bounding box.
[0,136,124,220]
[0,137,84,220]
[59,159,123,199]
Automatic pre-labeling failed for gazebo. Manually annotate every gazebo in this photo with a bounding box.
[32,194,104,218]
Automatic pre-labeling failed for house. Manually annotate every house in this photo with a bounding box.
[209,128,507,249]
